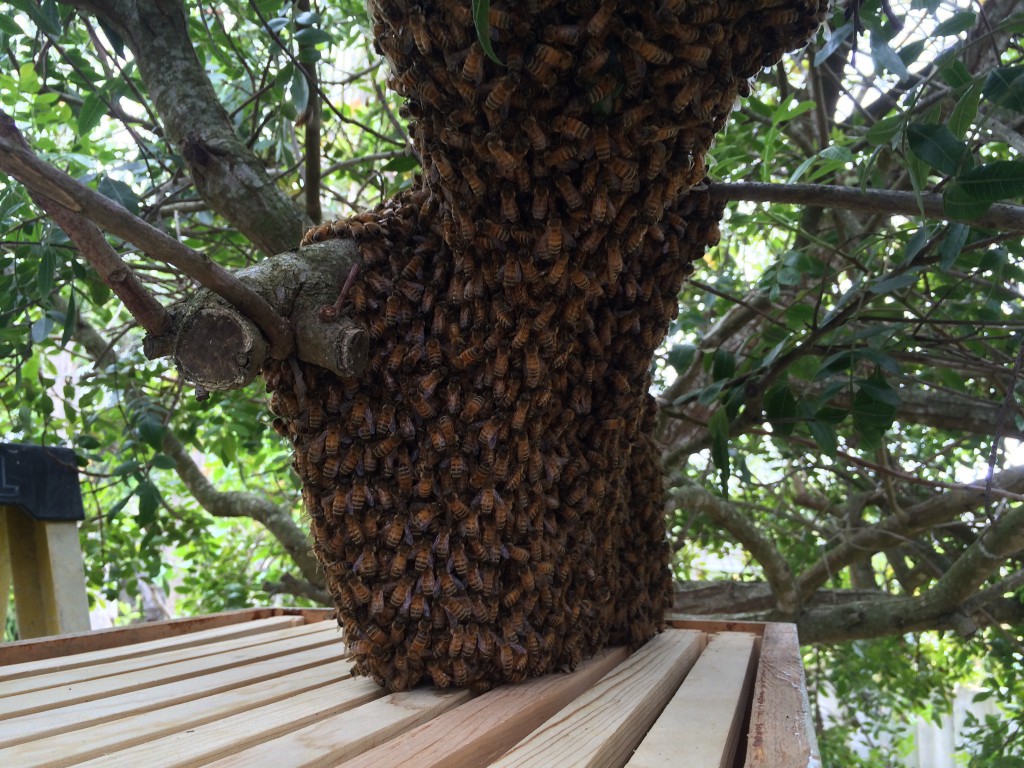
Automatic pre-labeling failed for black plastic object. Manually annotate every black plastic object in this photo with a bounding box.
[0,443,85,521]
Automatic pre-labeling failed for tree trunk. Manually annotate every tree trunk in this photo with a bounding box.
[263,0,829,691]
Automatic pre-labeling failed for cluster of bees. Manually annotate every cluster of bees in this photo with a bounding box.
[264,0,828,690]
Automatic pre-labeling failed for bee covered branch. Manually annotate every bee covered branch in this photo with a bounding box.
[144,239,369,393]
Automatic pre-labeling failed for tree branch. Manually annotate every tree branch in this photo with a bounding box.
[60,0,312,255]
[797,464,1024,599]
[161,430,324,589]
[671,483,800,617]
[710,182,1024,232]
[0,111,294,359]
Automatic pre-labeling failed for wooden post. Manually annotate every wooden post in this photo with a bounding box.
[1,506,90,638]
[0,443,91,640]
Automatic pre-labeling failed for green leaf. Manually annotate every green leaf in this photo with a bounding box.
[60,289,76,347]
[813,21,853,66]
[943,161,1024,220]
[0,15,23,36]
[666,343,697,372]
[77,92,106,137]
[807,419,837,458]
[296,47,321,64]
[938,223,970,269]
[136,479,161,526]
[294,27,331,45]
[290,69,309,114]
[865,114,902,148]
[708,408,730,492]
[382,154,421,173]
[472,0,503,65]
[36,246,56,298]
[948,83,982,139]
[933,10,977,37]
[938,59,972,91]
[31,316,53,342]
[772,96,816,125]
[764,383,798,436]
[711,348,736,381]
[906,123,969,175]
[870,34,910,81]
[982,66,1024,112]
[295,11,320,25]
[266,17,289,33]
[96,177,139,216]
[869,272,918,295]
[151,453,178,470]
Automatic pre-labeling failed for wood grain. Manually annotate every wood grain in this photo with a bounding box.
[0,658,354,768]
[626,632,758,768]
[338,646,628,768]
[743,623,821,768]
[491,630,706,768]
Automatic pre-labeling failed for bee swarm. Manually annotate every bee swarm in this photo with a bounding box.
[264,0,828,690]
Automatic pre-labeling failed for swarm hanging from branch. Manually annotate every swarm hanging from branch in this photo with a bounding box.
[264,0,829,691]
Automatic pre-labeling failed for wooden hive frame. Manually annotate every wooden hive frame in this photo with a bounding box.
[0,609,817,767]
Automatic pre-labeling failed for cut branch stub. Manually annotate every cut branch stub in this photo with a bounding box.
[145,239,368,390]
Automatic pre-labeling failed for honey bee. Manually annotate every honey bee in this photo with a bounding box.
[543,144,577,169]
[453,657,468,686]
[586,0,615,37]
[390,578,412,608]
[461,41,485,82]
[531,185,549,220]
[407,7,432,54]
[547,253,568,285]
[500,183,518,222]
[546,217,563,257]
[434,527,451,559]
[410,593,428,621]
[542,23,579,45]
[484,75,516,113]
[522,115,549,151]
[463,165,486,197]
[409,624,430,657]
[462,394,486,421]
[524,345,541,388]
[449,453,467,479]
[350,578,371,606]
[554,174,582,209]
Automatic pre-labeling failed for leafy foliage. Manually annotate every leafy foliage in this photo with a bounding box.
[1,0,1022,762]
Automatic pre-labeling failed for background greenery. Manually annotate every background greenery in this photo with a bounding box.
[0,0,1022,764]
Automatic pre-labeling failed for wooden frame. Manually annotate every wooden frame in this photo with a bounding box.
[0,609,819,768]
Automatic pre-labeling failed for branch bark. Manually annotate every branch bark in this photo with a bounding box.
[161,430,324,589]
[144,239,369,391]
[671,484,800,617]
[710,182,1024,232]
[61,0,312,255]
[0,111,294,359]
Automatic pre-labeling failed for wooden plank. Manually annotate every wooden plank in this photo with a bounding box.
[0,506,12,636]
[39,520,91,634]
[0,615,304,683]
[339,646,629,768]
[0,638,348,747]
[68,675,388,768]
[0,617,322,695]
[206,686,474,768]
[666,615,767,635]
[743,623,820,768]
[0,621,337,717]
[4,505,59,638]
[491,629,706,768]
[626,632,758,768]
[0,607,331,665]
[0,658,354,768]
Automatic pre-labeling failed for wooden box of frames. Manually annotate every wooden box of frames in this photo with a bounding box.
[0,608,817,767]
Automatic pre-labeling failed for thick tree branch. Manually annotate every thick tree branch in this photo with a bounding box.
[671,484,800,617]
[144,239,368,391]
[0,112,294,359]
[710,182,1024,232]
[161,430,324,589]
[262,572,331,606]
[797,464,1024,599]
[60,0,312,255]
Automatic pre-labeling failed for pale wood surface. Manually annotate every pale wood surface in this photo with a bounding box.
[0,615,303,683]
[71,675,386,768]
[0,620,337,718]
[490,629,706,768]
[0,639,349,748]
[339,646,630,768]
[0,607,333,665]
[40,519,91,634]
[0,658,354,768]
[0,508,12,635]
[743,623,821,768]
[205,686,474,768]
[626,632,758,768]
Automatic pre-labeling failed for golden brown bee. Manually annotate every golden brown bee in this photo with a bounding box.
[408,7,431,54]
[350,578,371,606]
[678,43,712,67]
[543,144,577,169]
[418,368,445,399]
[547,253,568,286]
[522,116,549,151]
[484,75,516,113]
[586,0,615,37]
[409,593,427,620]
[409,624,430,657]
[499,643,513,675]
[531,185,549,221]
[455,345,484,368]
[554,174,583,209]
[587,75,618,106]
[500,183,518,222]
[462,394,486,422]
[545,217,563,257]
[464,165,486,197]
[433,152,456,185]
[524,345,541,388]
[390,577,412,608]
[453,657,468,687]
[461,41,485,82]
